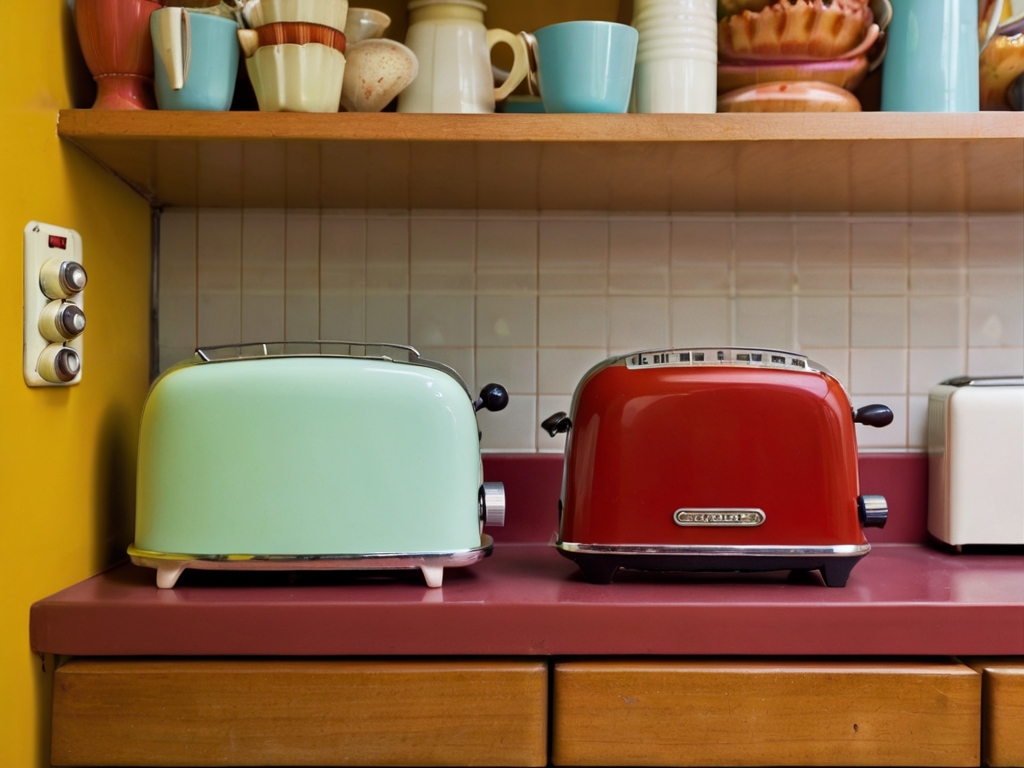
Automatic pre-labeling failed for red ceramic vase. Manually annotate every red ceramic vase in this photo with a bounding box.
[75,0,163,109]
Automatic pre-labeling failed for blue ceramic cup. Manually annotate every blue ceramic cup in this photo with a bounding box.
[152,9,239,111]
[881,0,979,112]
[532,21,638,114]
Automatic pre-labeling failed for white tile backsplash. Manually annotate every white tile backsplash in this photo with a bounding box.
[477,347,537,395]
[969,295,1024,347]
[410,295,474,347]
[539,216,608,295]
[158,209,196,370]
[477,217,537,294]
[476,295,536,347]
[160,210,1024,452]
[197,209,242,347]
[798,296,850,348]
[539,296,607,348]
[671,217,733,295]
[850,296,906,348]
[909,295,966,348]
[734,218,793,294]
[241,210,286,344]
[850,348,908,394]
[794,218,850,294]
[608,296,670,351]
[735,296,793,349]
[538,348,606,395]
[909,348,965,394]
[670,297,731,346]
[411,216,475,293]
[609,218,670,295]
[284,210,320,342]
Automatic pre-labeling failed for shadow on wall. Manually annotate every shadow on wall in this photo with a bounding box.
[61,0,96,110]
[34,653,54,768]
[93,405,136,572]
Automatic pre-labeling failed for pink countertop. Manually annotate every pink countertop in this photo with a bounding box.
[30,543,1024,657]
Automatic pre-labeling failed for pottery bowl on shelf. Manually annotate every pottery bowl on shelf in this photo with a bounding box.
[717,55,868,92]
[242,0,349,30]
[341,39,418,112]
[254,21,347,52]
[718,80,862,111]
[245,42,346,112]
[344,7,391,43]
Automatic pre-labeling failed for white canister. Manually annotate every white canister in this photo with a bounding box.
[397,0,528,113]
[632,0,717,113]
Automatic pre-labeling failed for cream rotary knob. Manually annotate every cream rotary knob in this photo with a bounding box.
[37,345,81,384]
[480,482,506,527]
[38,300,86,342]
[39,258,87,299]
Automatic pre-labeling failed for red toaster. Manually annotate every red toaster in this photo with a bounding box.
[541,347,892,587]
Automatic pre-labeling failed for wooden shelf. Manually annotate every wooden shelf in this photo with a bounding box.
[58,110,1024,211]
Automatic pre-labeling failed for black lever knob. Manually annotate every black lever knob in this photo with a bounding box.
[474,383,509,413]
[853,404,894,428]
[541,412,572,437]
[858,495,888,528]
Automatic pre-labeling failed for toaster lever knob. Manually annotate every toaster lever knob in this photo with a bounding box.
[475,383,509,413]
[541,412,572,437]
[480,482,506,527]
[854,404,894,428]
[858,495,888,528]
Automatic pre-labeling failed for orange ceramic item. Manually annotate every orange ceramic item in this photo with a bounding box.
[980,33,1024,110]
[76,0,162,109]
[718,80,862,111]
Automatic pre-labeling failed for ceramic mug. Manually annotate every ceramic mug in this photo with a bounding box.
[529,21,638,113]
[152,8,239,110]
[881,0,979,111]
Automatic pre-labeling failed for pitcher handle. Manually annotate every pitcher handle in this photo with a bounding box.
[154,7,191,90]
[486,28,529,103]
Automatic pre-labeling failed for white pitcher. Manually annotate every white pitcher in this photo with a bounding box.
[397,0,529,113]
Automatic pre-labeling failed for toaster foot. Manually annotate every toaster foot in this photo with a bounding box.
[578,561,620,585]
[420,566,444,588]
[819,559,857,588]
[156,564,186,589]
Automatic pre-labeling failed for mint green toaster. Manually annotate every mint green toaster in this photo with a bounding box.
[129,342,508,588]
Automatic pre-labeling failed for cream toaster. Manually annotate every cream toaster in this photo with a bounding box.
[928,376,1024,547]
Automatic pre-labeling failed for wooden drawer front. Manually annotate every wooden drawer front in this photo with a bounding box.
[553,660,980,767]
[52,659,548,767]
[967,658,1024,766]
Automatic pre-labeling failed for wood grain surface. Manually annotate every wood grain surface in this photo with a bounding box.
[966,658,1024,767]
[56,112,1024,212]
[552,659,981,767]
[51,659,548,767]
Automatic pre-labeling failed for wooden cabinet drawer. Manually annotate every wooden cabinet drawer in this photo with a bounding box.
[967,658,1024,767]
[52,659,548,767]
[553,659,980,767]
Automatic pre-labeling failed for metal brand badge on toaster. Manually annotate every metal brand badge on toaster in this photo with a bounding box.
[673,509,766,527]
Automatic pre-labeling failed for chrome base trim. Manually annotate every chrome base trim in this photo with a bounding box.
[128,535,493,588]
[557,541,870,558]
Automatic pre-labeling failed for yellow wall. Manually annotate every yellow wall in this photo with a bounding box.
[0,3,152,766]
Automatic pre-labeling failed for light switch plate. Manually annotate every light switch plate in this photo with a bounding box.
[24,221,84,387]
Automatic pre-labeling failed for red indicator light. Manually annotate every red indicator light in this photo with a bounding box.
[48,235,68,249]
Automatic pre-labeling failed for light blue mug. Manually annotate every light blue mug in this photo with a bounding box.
[881,0,979,111]
[152,8,240,111]
[531,21,638,114]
